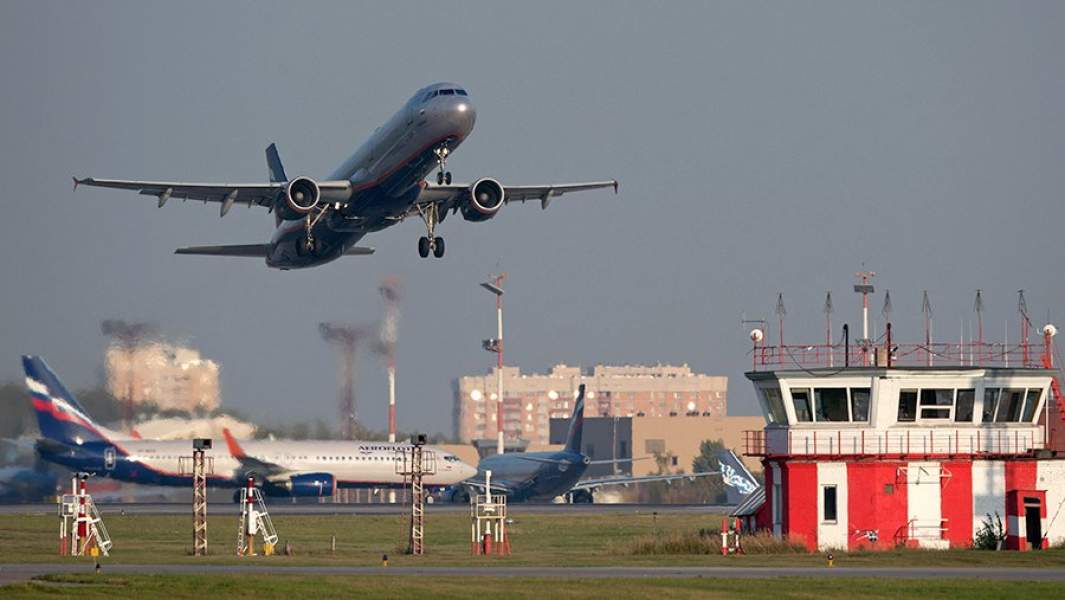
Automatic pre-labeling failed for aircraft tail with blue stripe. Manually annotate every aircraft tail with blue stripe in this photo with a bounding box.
[22,355,123,446]
[564,384,586,453]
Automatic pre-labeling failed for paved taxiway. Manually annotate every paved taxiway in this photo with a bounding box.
[3,564,1065,585]
[0,502,729,516]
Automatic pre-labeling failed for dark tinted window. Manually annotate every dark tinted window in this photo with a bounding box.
[1022,389,1041,422]
[823,486,837,522]
[440,89,455,95]
[791,389,812,422]
[920,389,953,419]
[898,390,918,422]
[815,388,849,422]
[996,389,1025,422]
[850,388,871,422]
[982,388,999,423]
[456,89,468,96]
[955,389,975,422]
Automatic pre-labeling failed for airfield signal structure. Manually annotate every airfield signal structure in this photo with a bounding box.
[396,434,435,555]
[179,438,214,556]
[236,477,278,556]
[480,274,506,455]
[470,469,510,556]
[58,473,111,557]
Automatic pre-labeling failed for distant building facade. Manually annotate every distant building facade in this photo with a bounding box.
[454,364,728,445]
[105,342,220,413]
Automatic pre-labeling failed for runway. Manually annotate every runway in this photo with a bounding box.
[3,563,1065,584]
[0,502,730,516]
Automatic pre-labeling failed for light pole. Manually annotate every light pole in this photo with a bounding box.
[480,274,506,455]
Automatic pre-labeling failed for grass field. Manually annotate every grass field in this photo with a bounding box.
[3,574,1065,600]
[2,511,1064,598]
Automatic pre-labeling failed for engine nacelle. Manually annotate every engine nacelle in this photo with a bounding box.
[276,472,335,498]
[461,178,505,222]
[277,176,321,221]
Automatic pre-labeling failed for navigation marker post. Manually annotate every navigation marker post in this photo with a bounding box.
[179,438,214,556]
[396,433,435,555]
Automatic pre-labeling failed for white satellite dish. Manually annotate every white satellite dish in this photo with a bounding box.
[749,328,765,343]
[1043,324,1058,337]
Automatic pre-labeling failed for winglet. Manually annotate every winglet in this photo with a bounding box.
[129,428,142,440]
[222,427,246,459]
[613,180,619,194]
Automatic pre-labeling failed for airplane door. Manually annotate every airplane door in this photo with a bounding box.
[104,447,116,471]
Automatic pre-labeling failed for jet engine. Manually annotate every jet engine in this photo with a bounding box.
[271,472,336,498]
[461,177,505,222]
[277,176,321,220]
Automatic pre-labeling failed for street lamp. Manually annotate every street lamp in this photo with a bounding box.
[480,274,506,455]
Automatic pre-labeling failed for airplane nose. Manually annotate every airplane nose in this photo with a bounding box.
[442,97,476,135]
[461,462,478,479]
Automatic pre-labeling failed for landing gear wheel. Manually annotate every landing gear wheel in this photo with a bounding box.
[437,171,444,185]
[432,237,445,258]
[444,172,452,185]
[418,236,431,258]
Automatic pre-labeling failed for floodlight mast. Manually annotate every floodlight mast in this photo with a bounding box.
[480,274,506,455]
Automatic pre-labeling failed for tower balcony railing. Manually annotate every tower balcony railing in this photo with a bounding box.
[744,426,1044,458]
[749,340,1051,372]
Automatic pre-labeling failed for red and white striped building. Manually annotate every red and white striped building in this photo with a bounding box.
[742,326,1065,551]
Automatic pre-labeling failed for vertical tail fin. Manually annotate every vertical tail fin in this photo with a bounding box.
[564,384,586,453]
[266,143,287,183]
[22,356,115,445]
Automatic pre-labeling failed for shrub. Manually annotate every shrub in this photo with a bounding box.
[973,512,1005,550]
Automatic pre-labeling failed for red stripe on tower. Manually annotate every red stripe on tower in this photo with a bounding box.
[847,462,908,550]
[782,462,818,550]
[1004,461,1039,550]
[940,461,973,548]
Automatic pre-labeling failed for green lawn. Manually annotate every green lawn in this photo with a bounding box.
[1,512,1064,568]
[3,574,1064,600]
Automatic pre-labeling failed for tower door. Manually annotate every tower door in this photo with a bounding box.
[1024,497,1043,550]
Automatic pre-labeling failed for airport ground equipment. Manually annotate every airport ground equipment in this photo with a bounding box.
[236,477,277,556]
[396,434,435,555]
[179,438,214,556]
[720,517,742,555]
[58,473,111,557]
[471,469,510,556]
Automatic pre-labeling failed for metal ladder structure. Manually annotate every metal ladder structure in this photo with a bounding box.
[236,479,278,556]
[58,474,111,557]
[396,436,435,555]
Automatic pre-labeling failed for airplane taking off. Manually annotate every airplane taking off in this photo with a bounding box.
[23,356,476,498]
[444,385,744,503]
[74,82,618,269]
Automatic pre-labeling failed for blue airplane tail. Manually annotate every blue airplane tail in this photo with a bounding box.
[22,355,114,446]
[564,384,585,453]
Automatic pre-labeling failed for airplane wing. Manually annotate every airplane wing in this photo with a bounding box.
[415,180,618,213]
[72,177,353,217]
[462,478,516,494]
[222,428,289,480]
[174,244,375,257]
[571,471,720,492]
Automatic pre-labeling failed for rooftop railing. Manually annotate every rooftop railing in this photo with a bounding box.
[749,339,1053,372]
[744,427,1044,458]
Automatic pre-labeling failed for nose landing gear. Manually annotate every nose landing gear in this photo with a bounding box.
[415,202,445,259]
[433,145,452,185]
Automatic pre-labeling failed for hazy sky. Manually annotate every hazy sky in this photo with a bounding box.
[1,1,1063,434]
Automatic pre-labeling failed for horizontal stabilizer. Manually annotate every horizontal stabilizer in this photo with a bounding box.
[175,244,269,257]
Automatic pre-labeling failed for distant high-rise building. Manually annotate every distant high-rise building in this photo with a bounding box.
[106,342,220,413]
[454,364,728,445]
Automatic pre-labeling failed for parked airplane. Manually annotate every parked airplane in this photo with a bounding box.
[445,385,733,503]
[74,82,617,269]
[23,355,476,498]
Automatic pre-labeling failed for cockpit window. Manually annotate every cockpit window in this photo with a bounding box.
[443,455,459,462]
[456,89,468,96]
[440,89,455,96]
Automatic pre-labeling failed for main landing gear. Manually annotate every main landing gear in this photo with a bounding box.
[434,145,452,185]
[415,202,445,259]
